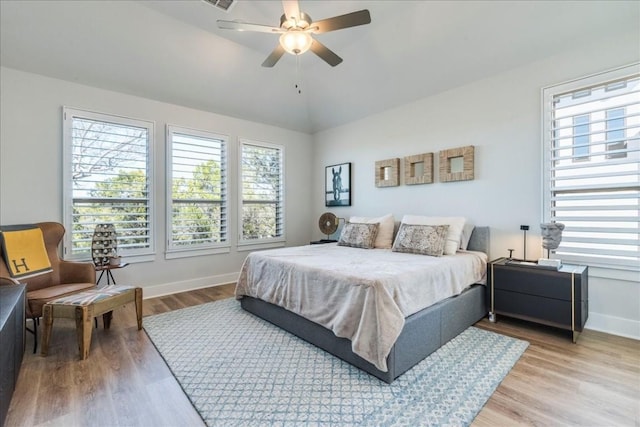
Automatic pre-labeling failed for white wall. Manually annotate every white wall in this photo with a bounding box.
[2,30,638,339]
[0,67,314,297]
[311,32,640,339]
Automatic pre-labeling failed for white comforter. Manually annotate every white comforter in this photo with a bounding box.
[235,243,487,371]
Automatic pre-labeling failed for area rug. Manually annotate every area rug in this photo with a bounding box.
[144,298,528,427]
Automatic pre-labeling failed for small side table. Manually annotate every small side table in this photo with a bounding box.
[95,263,129,285]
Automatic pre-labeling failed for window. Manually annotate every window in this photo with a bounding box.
[572,114,590,161]
[606,108,626,159]
[167,125,228,254]
[62,108,154,261]
[239,140,284,244]
[542,64,640,270]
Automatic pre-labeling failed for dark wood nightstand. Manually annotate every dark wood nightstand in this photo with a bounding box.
[487,257,588,342]
[310,239,337,245]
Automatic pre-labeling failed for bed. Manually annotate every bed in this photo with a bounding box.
[236,224,490,383]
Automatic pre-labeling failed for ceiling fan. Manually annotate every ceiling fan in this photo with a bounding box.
[216,0,371,67]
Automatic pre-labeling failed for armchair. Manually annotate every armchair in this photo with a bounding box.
[0,222,96,352]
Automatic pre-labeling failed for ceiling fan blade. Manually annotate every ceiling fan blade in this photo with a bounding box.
[217,20,282,33]
[262,44,286,68]
[282,0,301,20]
[309,39,343,67]
[312,10,371,34]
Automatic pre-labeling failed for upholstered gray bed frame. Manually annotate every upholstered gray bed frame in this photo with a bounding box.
[240,226,490,384]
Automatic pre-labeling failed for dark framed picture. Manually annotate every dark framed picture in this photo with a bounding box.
[325,162,351,207]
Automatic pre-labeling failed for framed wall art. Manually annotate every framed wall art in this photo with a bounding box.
[439,145,475,182]
[325,162,351,206]
[375,158,400,187]
[404,153,434,185]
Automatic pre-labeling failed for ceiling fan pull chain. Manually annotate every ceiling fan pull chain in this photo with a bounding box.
[295,55,302,95]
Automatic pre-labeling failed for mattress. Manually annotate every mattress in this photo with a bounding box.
[235,244,487,371]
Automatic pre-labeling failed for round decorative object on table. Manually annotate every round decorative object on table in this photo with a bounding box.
[318,212,339,239]
[91,223,118,266]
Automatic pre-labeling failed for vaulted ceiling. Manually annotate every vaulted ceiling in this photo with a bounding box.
[1,1,638,133]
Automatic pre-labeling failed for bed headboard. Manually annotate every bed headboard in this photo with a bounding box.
[468,226,490,257]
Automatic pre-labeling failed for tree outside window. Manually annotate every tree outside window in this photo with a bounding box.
[63,108,154,260]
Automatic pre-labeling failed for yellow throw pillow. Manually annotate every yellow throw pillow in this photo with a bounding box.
[0,226,53,279]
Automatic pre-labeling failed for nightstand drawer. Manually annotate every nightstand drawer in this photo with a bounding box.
[494,289,572,329]
[492,265,582,301]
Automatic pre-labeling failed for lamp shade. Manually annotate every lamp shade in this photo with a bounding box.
[279,30,313,55]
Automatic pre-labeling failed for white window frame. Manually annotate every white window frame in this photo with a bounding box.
[166,125,230,259]
[237,139,285,249]
[62,107,155,262]
[542,64,640,272]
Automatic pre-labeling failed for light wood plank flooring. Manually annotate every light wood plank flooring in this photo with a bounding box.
[6,284,639,426]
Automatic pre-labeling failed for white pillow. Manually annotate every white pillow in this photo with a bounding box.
[349,214,395,249]
[399,215,467,255]
[459,223,475,250]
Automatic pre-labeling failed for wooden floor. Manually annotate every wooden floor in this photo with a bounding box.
[6,284,640,426]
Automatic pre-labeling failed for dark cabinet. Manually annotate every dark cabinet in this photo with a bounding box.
[487,258,588,342]
[0,284,26,427]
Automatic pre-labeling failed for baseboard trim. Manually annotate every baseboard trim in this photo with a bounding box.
[585,312,640,341]
[142,272,239,299]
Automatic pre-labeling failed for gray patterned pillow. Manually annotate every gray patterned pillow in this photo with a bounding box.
[392,224,449,256]
[338,222,379,249]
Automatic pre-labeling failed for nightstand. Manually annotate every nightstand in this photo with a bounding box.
[310,239,337,245]
[487,257,588,342]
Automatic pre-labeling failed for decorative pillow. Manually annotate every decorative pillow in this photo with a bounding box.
[392,224,449,256]
[0,225,53,279]
[400,215,467,255]
[338,222,379,249]
[459,223,475,250]
[348,214,395,248]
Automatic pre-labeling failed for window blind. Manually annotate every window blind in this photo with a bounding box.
[543,67,640,269]
[168,126,227,250]
[63,108,153,259]
[240,141,284,242]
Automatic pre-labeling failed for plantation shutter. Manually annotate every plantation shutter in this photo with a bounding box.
[543,67,640,269]
[64,108,153,260]
[240,141,284,242]
[168,126,227,250]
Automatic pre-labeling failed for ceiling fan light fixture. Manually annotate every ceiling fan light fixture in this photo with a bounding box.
[279,30,313,55]
[217,1,371,67]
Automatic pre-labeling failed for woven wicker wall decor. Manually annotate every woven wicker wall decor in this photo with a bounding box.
[375,158,400,187]
[439,145,474,182]
[404,153,434,185]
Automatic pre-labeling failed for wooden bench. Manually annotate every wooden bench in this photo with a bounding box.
[41,285,142,360]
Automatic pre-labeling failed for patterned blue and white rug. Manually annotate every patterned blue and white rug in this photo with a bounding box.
[144,298,528,427]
